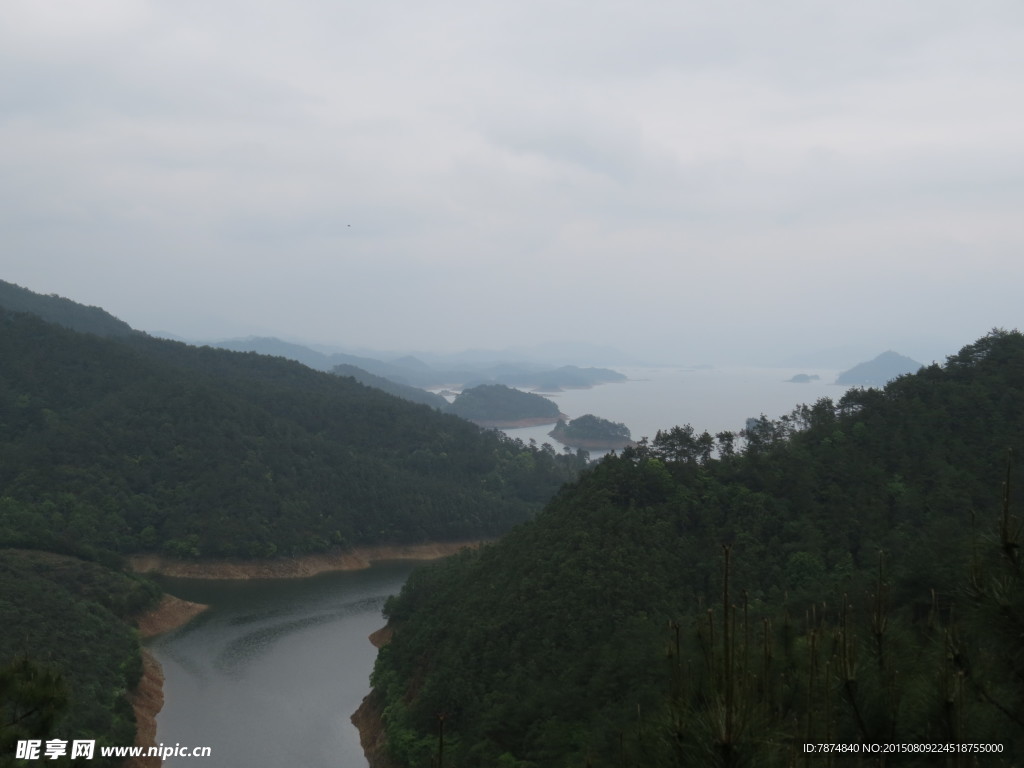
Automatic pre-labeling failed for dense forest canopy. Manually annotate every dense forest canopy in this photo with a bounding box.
[0,550,161,767]
[0,307,586,560]
[0,280,134,338]
[0,285,594,760]
[370,330,1024,767]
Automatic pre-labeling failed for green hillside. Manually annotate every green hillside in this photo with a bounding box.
[0,549,161,767]
[0,280,134,338]
[332,363,450,410]
[0,308,586,560]
[0,285,592,760]
[369,330,1024,767]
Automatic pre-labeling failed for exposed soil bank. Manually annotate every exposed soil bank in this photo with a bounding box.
[352,690,400,768]
[367,625,394,649]
[469,413,568,428]
[136,594,209,639]
[129,595,209,766]
[126,650,165,768]
[128,540,488,580]
[129,541,486,767]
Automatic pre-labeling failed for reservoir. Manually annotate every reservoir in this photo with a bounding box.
[498,365,851,451]
[147,366,852,766]
[148,561,419,768]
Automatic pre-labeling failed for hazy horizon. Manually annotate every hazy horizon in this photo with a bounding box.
[4,2,1022,365]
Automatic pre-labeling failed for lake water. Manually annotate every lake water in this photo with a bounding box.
[148,366,853,766]
[148,562,418,768]
[499,365,851,454]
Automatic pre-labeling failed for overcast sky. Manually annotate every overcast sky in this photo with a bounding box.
[3,1,1023,364]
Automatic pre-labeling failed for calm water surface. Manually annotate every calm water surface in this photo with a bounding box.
[148,366,851,766]
[148,562,418,768]
[501,365,851,451]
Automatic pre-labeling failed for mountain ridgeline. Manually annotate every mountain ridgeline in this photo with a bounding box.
[836,350,924,386]
[369,330,1024,767]
[0,303,587,561]
[0,282,594,759]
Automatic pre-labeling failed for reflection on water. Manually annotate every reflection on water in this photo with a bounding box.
[147,368,846,766]
[215,596,388,677]
[147,562,418,768]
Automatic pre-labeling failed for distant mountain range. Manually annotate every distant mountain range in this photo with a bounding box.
[0,278,628,427]
[0,278,588,558]
[208,336,627,393]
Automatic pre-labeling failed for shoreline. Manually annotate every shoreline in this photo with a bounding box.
[128,539,489,580]
[352,689,398,768]
[125,650,166,768]
[468,413,569,429]
[129,595,210,768]
[352,626,398,768]
[548,435,636,451]
[129,540,488,766]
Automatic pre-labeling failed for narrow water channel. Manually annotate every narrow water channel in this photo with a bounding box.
[147,561,419,768]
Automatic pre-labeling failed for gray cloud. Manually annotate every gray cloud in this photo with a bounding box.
[2,0,1023,362]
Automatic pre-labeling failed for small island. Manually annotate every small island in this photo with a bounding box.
[447,383,565,427]
[548,414,634,451]
[786,373,820,383]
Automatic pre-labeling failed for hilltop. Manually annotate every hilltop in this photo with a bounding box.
[447,384,564,427]
[836,349,923,386]
[0,279,134,337]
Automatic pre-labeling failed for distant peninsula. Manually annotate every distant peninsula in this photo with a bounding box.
[448,384,565,427]
[836,351,923,387]
[493,365,627,392]
[549,414,633,451]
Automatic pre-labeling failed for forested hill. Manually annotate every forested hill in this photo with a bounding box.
[0,279,135,338]
[0,308,587,560]
[370,330,1024,767]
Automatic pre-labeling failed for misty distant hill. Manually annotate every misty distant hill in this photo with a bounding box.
[836,350,923,386]
[332,364,449,409]
[779,344,888,369]
[491,365,627,391]
[213,336,340,370]
[420,341,644,368]
[0,279,135,337]
[0,304,587,558]
[212,336,629,394]
[211,336,407,377]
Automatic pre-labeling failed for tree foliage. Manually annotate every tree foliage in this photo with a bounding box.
[371,330,1024,766]
[0,550,161,767]
[0,310,586,559]
[447,384,561,423]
